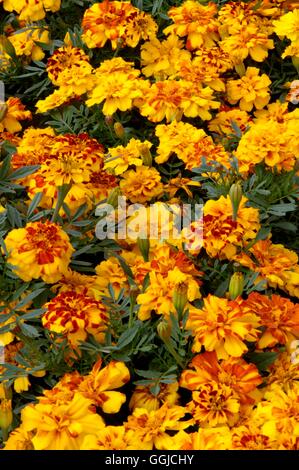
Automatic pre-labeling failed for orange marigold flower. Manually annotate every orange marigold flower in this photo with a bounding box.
[0,97,31,134]
[243,292,299,349]
[81,426,142,450]
[231,423,276,450]
[208,107,252,136]
[164,1,219,50]
[181,351,262,404]
[233,238,299,298]
[4,220,74,283]
[187,382,240,427]
[187,295,260,359]
[119,165,164,203]
[42,291,108,349]
[267,352,299,391]
[82,1,157,49]
[203,195,260,259]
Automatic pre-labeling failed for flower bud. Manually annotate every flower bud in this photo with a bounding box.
[234,62,246,77]
[292,56,299,73]
[157,319,172,343]
[0,102,8,122]
[0,399,13,433]
[114,122,125,139]
[107,187,121,208]
[229,272,244,300]
[137,237,149,262]
[172,282,188,319]
[229,182,242,221]
[105,115,114,127]
[139,144,152,167]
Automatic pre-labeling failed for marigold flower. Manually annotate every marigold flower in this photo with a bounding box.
[203,195,260,259]
[243,292,299,348]
[3,427,35,450]
[181,351,262,404]
[226,67,271,112]
[141,35,191,79]
[105,138,149,175]
[9,28,50,62]
[125,403,191,450]
[0,97,31,134]
[233,239,299,298]
[187,295,260,359]
[82,1,157,49]
[4,220,74,283]
[187,382,240,427]
[267,352,299,391]
[76,359,130,412]
[42,291,108,349]
[119,166,164,203]
[231,423,276,450]
[20,393,105,450]
[273,9,299,43]
[171,427,231,450]
[2,0,61,21]
[81,426,141,450]
[208,107,252,136]
[129,383,180,412]
[164,1,219,50]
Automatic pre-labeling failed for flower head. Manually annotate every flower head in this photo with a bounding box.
[227,67,271,112]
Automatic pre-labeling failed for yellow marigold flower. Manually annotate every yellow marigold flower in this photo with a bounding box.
[137,79,219,123]
[219,23,274,63]
[105,138,149,175]
[2,0,61,21]
[169,427,231,450]
[82,1,157,49]
[137,268,201,320]
[77,359,130,412]
[119,166,164,203]
[233,239,299,298]
[20,393,105,450]
[267,352,299,391]
[93,257,128,297]
[176,57,226,92]
[9,28,50,61]
[86,72,144,116]
[235,119,299,173]
[3,427,35,450]
[129,383,180,412]
[54,269,98,296]
[141,35,191,79]
[95,57,140,78]
[273,9,299,43]
[203,195,260,259]
[187,382,240,427]
[252,384,299,441]
[208,107,252,136]
[155,120,230,170]
[195,45,233,74]
[36,88,74,114]
[125,403,191,450]
[181,351,262,405]
[4,220,74,283]
[47,45,94,92]
[226,67,271,112]
[231,423,276,450]
[42,291,108,349]
[164,1,219,50]
[81,426,142,450]
[243,292,299,349]
[0,97,31,134]
[187,295,260,359]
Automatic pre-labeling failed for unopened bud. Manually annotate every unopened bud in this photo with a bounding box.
[139,144,152,167]
[229,182,242,221]
[157,319,172,343]
[107,187,121,208]
[0,102,8,122]
[172,282,188,319]
[229,272,244,300]
[137,237,149,262]
[0,399,13,432]
[292,56,299,73]
[234,62,246,77]
[114,122,125,139]
[105,115,114,127]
